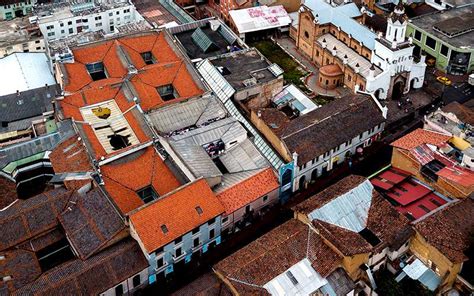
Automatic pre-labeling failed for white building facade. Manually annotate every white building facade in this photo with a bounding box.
[365,3,426,100]
[35,0,144,41]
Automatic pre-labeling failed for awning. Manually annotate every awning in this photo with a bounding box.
[401,259,441,291]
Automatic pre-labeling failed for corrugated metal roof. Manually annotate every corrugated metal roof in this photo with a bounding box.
[304,0,376,50]
[402,258,441,291]
[197,59,236,103]
[191,27,217,53]
[263,258,330,295]
[0,52,56,96]
[308,180,373,232]
[147,95,227,134]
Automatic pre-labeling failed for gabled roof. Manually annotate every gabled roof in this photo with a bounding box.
[279,95,385,166]
[130,179,224,253]
[62,32,203,107]
[12,238,148,296]
[391,128,451,150]
[58,188,126,260]
[216,168,279,215]
[415,198,474,263]
[303,0,377,50]
[0,187,73,251]
[49,133,94,174]
[100,146,182,215]
[214,219,342,294]
[296,175,412,255]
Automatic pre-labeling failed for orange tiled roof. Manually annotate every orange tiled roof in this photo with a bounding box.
[63,32,204,108]
[59,85,151,159]
[217,168,279,215]
[100,146,181,214]
[391,129,451,150]
[130,179,224,253]
[49,135,93,174]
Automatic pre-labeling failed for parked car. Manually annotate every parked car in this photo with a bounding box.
[436,76,452,86]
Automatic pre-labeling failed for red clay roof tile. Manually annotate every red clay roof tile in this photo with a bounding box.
[130,179,224,253]
[391,129,451,150]
[217,168,279,215]
[100,146,181,214]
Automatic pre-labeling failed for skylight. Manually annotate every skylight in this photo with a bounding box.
[286,271,299,286]
[86,62,107,81]
[141,51,156,65]
[161,224,168,234]
[195,206,203,215]
[157,84,179,101]
[137,186,159,203]
[359,228,381,247]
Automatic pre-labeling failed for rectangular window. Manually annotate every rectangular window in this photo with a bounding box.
[192,227,200,235]
[132,275,141,287]
[208,217,216,225]
[440,44,449,57]
[347,74,352,82]
[174,237,182,244]
[157,257,164,268]
[425,36,436,50]
[67,21,72,25]
[86,62,107,81]
[95,16,102,20]
[141,51,156,65]
[414,30,421,41]
[222,217,228,224]
[209,229,215,239]
[263,195,268,202]
[115,284,124,296]
[136,186,158,203]
[157,84,179,101]
[68,28,73,34]
[193,237,200,248]
[175,247,182,257]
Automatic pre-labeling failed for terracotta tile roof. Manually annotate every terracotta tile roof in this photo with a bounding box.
[49,134,94,174]
[214,219,342,294]
[296,175,413,256]
[62,32,203,107]
[101,146,182,215]
[442,101,474,125]
[292,175,367,215]
[415,198,474,263]
[0,176,17,210]
[59,85,152,159]
[436,166,474,188]
[0,249,42,293]
[391,128,451,150]
[216,168,279,215]
[12,238,148,296]
[130,179,224,253]
[58,188,126,260]
[0,187,73,252]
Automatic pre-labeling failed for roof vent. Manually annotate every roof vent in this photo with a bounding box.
[2,276,12,282]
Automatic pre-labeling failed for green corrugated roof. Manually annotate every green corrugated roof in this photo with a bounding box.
[2,152,46,174]
[191,28,217,53]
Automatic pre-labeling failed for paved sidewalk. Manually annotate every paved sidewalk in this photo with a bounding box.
[274,37,350,97]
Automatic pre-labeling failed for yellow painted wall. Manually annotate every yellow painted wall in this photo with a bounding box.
[342,253,370,280]
[410,231,463,289]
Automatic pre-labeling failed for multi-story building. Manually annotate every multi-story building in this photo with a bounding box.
[129,179,224,282]
[33,0,146,41]
[251,93,386,191]
[0,0,35,20]
[0,17,44,56]
[406,4,474,75]
[391,128,474,198]
[293,175,413,281]
[297,0,426,99]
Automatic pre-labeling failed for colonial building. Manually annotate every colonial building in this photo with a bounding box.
[251,94,386,191]
[297,0,426,99]
[391,128,474,198]
[293,175,413,282]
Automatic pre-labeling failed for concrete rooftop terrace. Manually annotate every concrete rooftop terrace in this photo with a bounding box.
[409,4,474,49]
[208,48,277,91]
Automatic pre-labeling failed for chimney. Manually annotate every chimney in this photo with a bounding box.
[355,63,360,73]
[16,90,20,97]
[322,38,327,49]
[332,45,337,56]
[343,54,348,65]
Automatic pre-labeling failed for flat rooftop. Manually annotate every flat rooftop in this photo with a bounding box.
[35,0,133,24]
[409,4,474,49]
[0,18,42,48]
[173,19,241,60]
[209,49,280,91]
[370,167,455,221]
